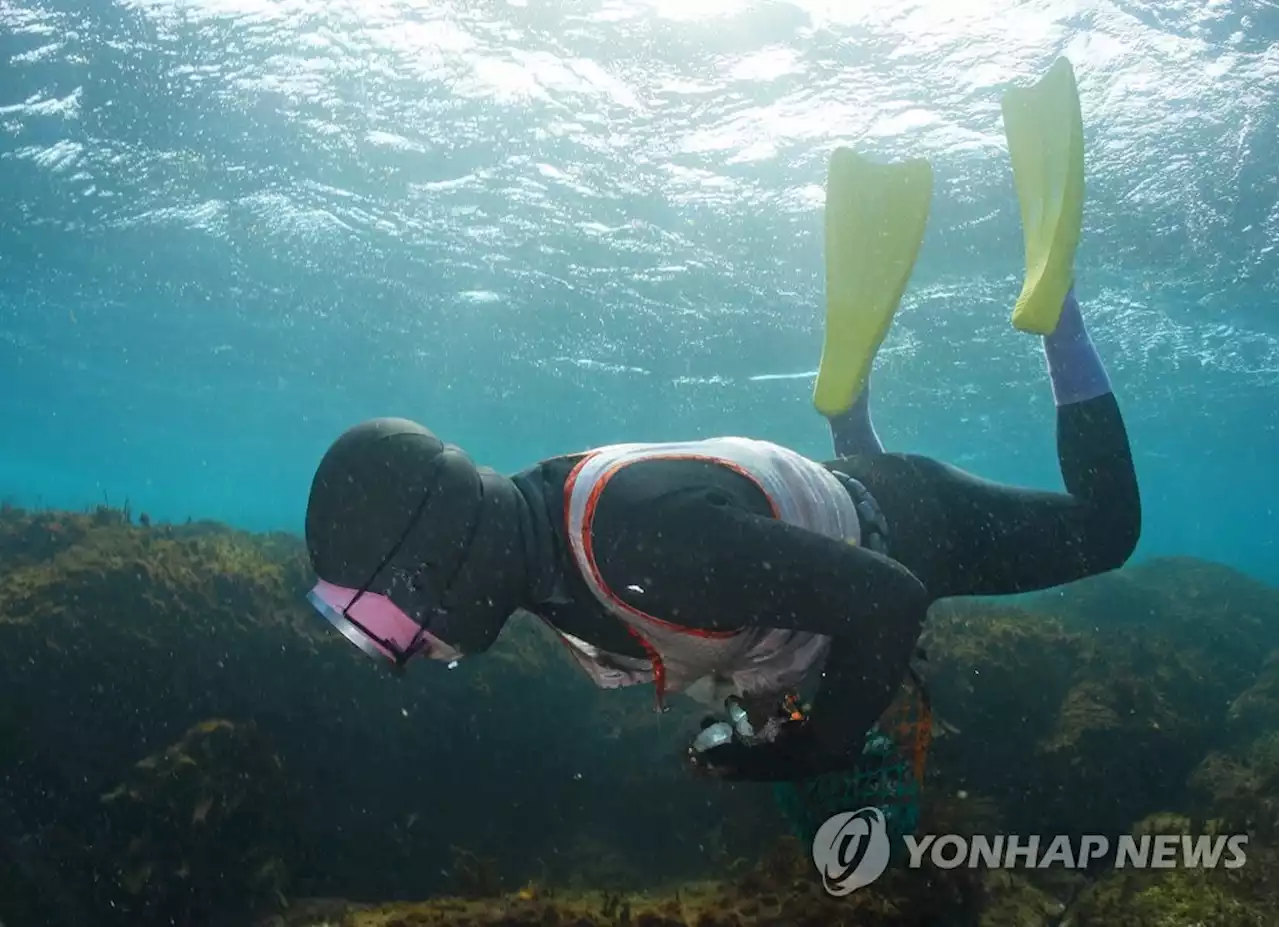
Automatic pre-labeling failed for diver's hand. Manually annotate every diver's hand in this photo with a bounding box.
[686,718,737,778]
[687,717,822,782]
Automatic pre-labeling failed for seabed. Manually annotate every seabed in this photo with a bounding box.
[0,503,1275,927]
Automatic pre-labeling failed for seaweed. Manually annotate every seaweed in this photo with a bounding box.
[0,502,1276,927]
[94,719,291,924]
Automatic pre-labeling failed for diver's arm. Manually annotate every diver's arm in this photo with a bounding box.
[588,464,929,782]
[686,627,914,781]
[595,489,929,781]
[593,489,929,639]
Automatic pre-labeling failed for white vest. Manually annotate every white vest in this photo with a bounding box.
[555,437,862,710]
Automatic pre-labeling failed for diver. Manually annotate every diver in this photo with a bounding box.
[302,59,1140,782]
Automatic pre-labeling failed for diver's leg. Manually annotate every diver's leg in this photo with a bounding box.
[1043,286,1111,404]
[827,382,885,456]
[883,287,1140,597]
[827,281,1106,460]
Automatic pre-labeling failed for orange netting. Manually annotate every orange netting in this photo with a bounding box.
[878,671,934,785]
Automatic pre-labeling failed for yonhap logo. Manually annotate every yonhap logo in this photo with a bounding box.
[810,810,1252,899]
[811,806,892,895]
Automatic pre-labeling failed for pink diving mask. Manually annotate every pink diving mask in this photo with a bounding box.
[307,579,461,668]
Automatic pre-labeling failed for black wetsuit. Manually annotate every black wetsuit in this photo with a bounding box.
[519,392,1140,779]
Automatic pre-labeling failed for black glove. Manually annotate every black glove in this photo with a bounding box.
[687,715,825,782]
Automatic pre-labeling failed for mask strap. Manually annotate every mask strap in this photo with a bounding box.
[340,455,451,665]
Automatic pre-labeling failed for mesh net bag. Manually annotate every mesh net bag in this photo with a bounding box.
[772,672,933,848]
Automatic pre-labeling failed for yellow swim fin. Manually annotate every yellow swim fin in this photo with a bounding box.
[814,149,932,418]
[1001,57,1085,335]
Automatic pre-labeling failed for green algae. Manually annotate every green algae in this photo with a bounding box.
[98,719,291,923]
[0,503,1275,927]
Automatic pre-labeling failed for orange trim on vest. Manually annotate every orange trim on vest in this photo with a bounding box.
[625,627,668,712]
[573,452,782,640]
[564,449,787,708]
[562,452,595,534]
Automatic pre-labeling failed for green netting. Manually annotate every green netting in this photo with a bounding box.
[772,729,921,848]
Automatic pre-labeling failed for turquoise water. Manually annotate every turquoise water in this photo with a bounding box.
[1,0,1276,581]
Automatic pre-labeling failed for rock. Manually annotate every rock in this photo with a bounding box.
[1,504,1277,926]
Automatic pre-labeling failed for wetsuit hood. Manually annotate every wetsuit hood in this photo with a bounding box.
[304,418,530,659]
